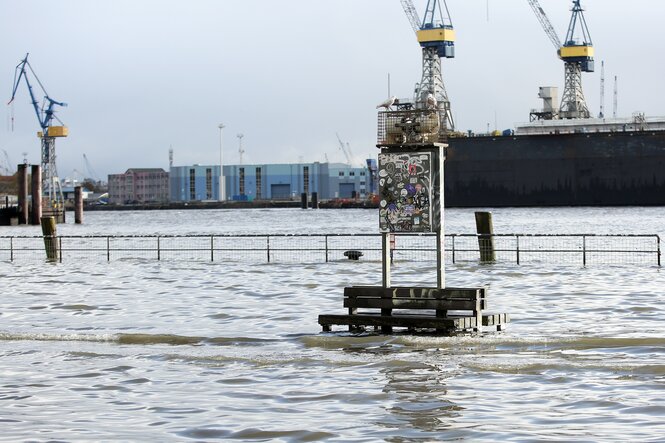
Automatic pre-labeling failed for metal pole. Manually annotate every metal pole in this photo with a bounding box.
[451,235,456,264]
[267,236,271,263]
[583,235,587,266]
[657,235,661,267]
[157,236,161,261]
[516,235,520,265]
[325,235,328,263]
[382,233,391,288]
[211,235,214,262]
[218,123,225,202]
[107,236,110,262]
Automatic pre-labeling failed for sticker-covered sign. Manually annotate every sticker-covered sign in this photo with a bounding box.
[378,151,433,232]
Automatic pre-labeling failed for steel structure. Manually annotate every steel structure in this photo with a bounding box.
[400,0,455,131]
[527,0,594,119]
[8,54,67,212]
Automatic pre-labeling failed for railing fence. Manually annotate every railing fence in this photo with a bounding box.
[0,233,659,266]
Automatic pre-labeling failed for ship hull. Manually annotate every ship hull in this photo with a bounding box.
[445,130,665,207]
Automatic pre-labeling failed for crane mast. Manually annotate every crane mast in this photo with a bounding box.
[8,53,68,215]
[401,0,455,132]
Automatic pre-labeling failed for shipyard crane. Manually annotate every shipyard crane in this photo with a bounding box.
[83,153,100,181]
[400,0,455,131]
[335,133,353,166]
[8,53,67,212]
[527,0,594,119]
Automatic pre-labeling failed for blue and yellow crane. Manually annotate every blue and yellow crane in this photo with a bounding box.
[527,0,594,119]
[400,0,456,131]
[8,53,68,212]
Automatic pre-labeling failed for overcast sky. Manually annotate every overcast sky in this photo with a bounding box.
[1,0,663,180]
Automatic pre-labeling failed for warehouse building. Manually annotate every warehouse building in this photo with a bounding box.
[169,162,370,202]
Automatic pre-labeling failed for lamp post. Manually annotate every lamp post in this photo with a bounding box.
[218,123,225,201]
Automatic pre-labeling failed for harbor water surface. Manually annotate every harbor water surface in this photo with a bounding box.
[0,207,663,441]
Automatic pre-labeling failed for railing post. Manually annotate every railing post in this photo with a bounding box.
[267,236,270,263]
[325,235,329,263]
[211,235,214,262]
[516,235,520,265]
[107,236,110,262]
[451,235,456,264]
[582,235,587,266]
[10,237,13,262]
[157,236,161,261]
[59,237,63,263]
[657,235,661,267]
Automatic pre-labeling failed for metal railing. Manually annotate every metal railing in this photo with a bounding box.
[0,233,659,266]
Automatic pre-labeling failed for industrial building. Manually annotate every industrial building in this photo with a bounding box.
[108,168,169,204]
[170,162,373,202]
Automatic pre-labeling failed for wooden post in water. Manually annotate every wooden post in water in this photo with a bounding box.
[300,192,308,209]
[31,165,42,225]
[74,186,83,224]
[475,211,496,263]
[311,192,319,209]
[41,216,58,262]
[17,164,28,225]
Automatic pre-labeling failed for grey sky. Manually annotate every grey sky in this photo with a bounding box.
[1,0,663,179]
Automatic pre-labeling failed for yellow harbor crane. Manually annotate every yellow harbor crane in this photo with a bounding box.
[400,0,456,131]
[527,0,595,120]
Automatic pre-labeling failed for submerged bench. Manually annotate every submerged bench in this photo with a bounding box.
[318,286,509,334]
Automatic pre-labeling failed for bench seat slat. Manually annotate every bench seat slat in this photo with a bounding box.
[344,297,479,311]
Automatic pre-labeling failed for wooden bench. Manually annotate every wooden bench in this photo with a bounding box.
[318,286,509,334]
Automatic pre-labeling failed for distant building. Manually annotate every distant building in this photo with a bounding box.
[170,162,370,202]
[170,164,222,202]
[108,168,169,204]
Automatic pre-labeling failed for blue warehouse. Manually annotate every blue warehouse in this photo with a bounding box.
[170,162,373,202]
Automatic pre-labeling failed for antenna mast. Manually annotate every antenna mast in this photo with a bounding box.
[599,61,605,118]
[237,134,245,165]
[613,76,618,118]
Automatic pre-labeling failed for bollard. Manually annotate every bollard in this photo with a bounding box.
[311,192,319,209]
[475,211,496,263]
[17,164,28,225]
[301,192,308,209]
[31,165,42,225]
[75,186,83,224]
[40,216,58,262]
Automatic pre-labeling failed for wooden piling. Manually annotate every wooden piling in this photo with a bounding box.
[17,164,28,225]
[31,165,42,225]
[40,216,58,262]
[311,192,319,209]
[475,211,496,263]
[74,186,83,224]
[301,192,308,209]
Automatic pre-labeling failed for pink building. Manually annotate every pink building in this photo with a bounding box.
[108,168,169,204]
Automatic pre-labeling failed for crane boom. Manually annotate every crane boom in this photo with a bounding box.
[400,0,421,34]
[9,53,67,134]
[526,0,561,50]
[335,133,352,166]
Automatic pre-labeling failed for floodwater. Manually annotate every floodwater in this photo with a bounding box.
[0,207,663,441]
